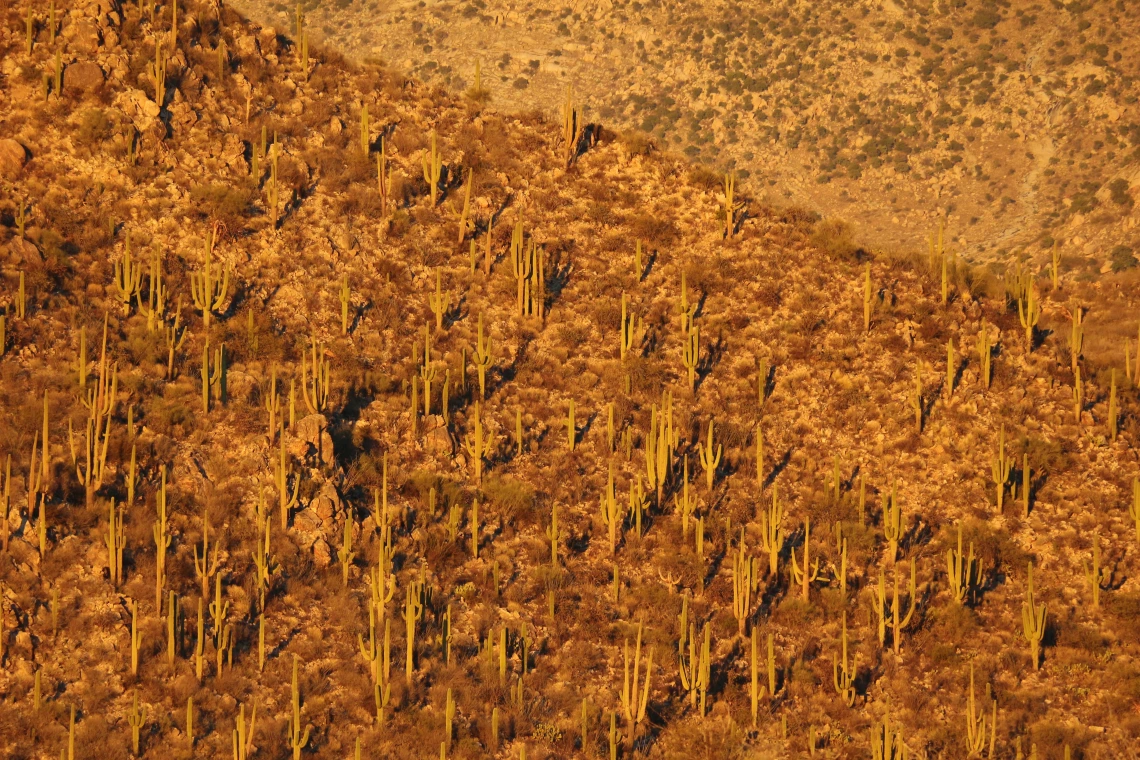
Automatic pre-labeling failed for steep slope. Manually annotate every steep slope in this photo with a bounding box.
[0,1,1139,759]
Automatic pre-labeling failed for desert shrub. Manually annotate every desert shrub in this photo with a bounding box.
[482,474,535,524]
[189,182,254,225]
[810,218,859,260]
[1108,178,1134,207]
[76,108,114,146]
[1110,245,1136,272]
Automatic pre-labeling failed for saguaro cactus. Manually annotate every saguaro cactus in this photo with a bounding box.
[190,228,231,335]
[697,419,722,492]
[1021,562,1047,670]
[621,621,653,737]
[760,485,784,575]
[422,130,442,206]
[287,656,312,758]
[946,522,978,606]
[832,611,856,707]
[991,426,1012,512]
[790,518,821,600]
[964,662,997,758]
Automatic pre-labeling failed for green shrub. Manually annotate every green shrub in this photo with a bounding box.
[1110,245,1136,272]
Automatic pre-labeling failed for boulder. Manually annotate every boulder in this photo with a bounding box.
[4,237,43,268]
[0,139,27,179]
[63,61,105,92]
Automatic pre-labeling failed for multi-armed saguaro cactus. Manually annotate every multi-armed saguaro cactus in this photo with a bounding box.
[621,620,653,740]
[1021,562,1047,670]
[422,130,443,206]
[871,558,918,654]
[112,232,143,314]
[200,342,224,413]
[619,292,643,361]
[403,581,425,685]
[1017,286,1040,352]
[190,228,232,335]
[1068,300,1084,377]
[760,485,784,575]
[233,701,257,760]
[139,245,167,333]
[644,398,675,507]
[679,620,711,717]
[599,463,622,555]
[964,662,997,757]
[1081,533,1110,609]
[105,498,125,587]
[275,424,300,530]
[287,655,312,759]
[562,84,583,166]
[697,418,722,492]
[975,320,992,389]
[301,337,331,414]
[946,522,979,606]
[123,692,147,757]
[732,529,757,635]
[991,426,1012,513]
[833,611,857,708]
[682,317,700,391]
[882,482,903,563]
[871,708,907,759]
[429,269,451,332]
[463,402,494,483]
[790,518,821,600]
[474,313,493,401]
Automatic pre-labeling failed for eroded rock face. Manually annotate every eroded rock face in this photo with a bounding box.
[63,60,105,92]
[295,413,335,468]
[292,478,355,568]
[0,139,27,179]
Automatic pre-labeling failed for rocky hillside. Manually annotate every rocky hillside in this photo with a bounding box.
[1,0,1139,758]
[230,0,1140,270]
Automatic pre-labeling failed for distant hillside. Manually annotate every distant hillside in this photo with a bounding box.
[231,0,1140,272]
